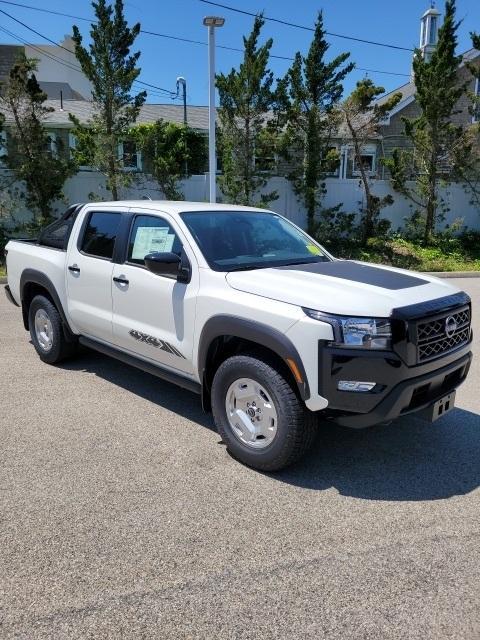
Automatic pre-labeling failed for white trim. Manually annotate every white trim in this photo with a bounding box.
[380,93,415,125]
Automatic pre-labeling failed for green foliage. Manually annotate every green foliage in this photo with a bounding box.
[131,121,207,200]
[277,12,354,234]
[0,55,75,223]
[383,0,473,245]
[341,79,401,243]
[216,15,278,207]
[323,232,480,272]
[71,0,146,200]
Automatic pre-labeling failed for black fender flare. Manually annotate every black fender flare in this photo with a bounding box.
[198,315,310,401]
[20,268,76,340]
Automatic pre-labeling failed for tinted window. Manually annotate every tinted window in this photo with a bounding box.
[127,215,182,265]
[181,210,329,272]
[81,212,122,259]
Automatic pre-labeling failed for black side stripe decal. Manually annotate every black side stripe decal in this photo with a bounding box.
[129,329,186,359]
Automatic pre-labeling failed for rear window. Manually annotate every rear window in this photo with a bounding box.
[81,212,122,260]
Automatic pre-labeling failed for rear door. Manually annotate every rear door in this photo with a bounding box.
[111,210,199,375]
[66,209,124,343]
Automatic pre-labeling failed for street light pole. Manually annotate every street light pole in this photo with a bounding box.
[203,16,225,204]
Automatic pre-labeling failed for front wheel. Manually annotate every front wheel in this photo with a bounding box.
[211,353,317,471]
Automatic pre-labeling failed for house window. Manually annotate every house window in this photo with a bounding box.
[44,132,57,157]
[353,149,376,176]
[325,146,340,177]
[119,141,142,171]
[0,131,7,161]
[473,77,480,124]
[429,16,438,45]
[254,153,277,173]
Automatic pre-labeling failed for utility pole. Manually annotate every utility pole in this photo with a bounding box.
[176,76,188,177]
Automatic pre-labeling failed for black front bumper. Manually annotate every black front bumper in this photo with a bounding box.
[4,284,19,307]
[319,340,472,428]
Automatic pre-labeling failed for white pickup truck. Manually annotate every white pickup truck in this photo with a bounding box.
[4,201,473,470]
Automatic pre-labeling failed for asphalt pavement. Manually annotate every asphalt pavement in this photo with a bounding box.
[1,279,479,639]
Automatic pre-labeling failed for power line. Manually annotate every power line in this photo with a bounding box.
[0,5,178,97]
[0,1,410,79]
[0,25,176,100]
[198,0,414,52]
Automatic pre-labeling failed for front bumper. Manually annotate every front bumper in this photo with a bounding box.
[318,340,472,428]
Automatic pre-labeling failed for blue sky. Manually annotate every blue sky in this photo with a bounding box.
[1,0,479,104]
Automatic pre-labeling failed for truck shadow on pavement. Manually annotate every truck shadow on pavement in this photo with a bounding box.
[61,349,480,502]
[276,409,480,501]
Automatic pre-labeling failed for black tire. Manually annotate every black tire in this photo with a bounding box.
[28,295,77,364]
[211,353,317,471]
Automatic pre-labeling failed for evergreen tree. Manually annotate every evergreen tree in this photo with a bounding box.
[0,55,75,223]
[340,79,401,243]
[216,15,277,206]
[131,121,207,200]
[384,0,470,244]
[278,12,353,234]
[71,0,146,200]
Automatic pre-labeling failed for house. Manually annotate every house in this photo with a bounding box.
[0,37,92,100]
[377,6,480,172]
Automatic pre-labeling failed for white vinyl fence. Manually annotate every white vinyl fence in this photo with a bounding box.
[2,169,480,232]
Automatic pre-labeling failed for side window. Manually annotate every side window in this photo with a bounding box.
[127,215,182,266]
[81,212,122,259]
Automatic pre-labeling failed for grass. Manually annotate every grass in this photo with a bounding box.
[326,234,480,273]
[0,265,6,278]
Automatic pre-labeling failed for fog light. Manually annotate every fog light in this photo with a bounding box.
[337,381,376,392]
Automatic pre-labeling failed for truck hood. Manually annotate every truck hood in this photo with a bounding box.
[226,260,459,317]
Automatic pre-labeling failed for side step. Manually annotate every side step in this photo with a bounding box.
[79,336,201,395]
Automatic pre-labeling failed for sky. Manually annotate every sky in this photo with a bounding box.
[0,0,479,105]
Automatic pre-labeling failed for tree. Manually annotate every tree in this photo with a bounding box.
[216,15,277,207]
[340,79,402,243]
[0,55,75,223]
[131,121,207,200]
[384,0,471,244]
[71,0,146,200]
[277,12,353,234]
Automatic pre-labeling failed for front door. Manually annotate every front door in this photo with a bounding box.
[66,210,123,343]
[111,212,199,376]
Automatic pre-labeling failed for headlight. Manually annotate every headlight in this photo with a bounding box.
[303,308,392,350]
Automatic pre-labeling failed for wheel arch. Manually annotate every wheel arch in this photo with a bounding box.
[20,269,75,341]
[198,315,310,411]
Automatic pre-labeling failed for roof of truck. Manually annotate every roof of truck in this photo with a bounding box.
[84,201,271,214]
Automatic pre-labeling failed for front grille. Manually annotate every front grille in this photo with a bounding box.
[416,306,471,362]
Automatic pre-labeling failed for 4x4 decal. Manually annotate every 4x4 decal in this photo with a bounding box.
[129,329,185,359]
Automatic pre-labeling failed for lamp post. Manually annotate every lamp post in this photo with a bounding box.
[203,15,225,203]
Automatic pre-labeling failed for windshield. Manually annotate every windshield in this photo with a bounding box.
[181,210,330,271]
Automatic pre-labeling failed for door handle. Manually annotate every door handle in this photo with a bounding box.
[113,276,129,285]
[68,264,80,273]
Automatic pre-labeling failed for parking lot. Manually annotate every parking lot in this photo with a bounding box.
[1,278,479,639]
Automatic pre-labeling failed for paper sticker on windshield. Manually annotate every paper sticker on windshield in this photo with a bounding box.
[132,227,175,260]
[306,244,322,256]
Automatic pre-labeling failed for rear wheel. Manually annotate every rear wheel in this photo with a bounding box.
[29,295,77,364]
[211,353,317,471]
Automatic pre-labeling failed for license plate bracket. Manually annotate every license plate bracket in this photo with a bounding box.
[421,391,456,422]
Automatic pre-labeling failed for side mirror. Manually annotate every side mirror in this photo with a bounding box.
[144,251,191,283]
